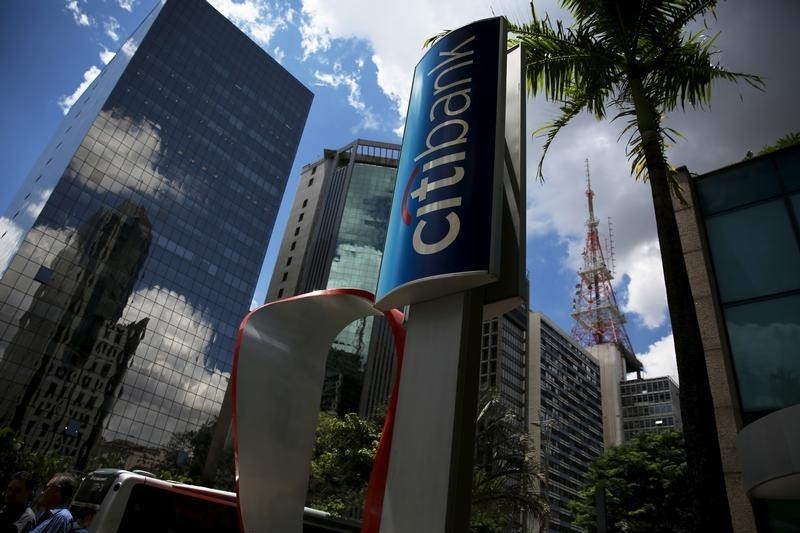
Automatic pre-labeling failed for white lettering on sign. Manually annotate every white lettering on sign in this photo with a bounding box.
[410,34,475,256]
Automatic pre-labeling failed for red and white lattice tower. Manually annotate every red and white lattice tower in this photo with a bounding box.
[571,160,635,357]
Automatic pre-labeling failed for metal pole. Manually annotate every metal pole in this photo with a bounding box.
[380,288,483,532]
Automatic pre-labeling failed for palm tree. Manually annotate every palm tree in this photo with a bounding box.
[504,2,763,531]
[471,389,549,533]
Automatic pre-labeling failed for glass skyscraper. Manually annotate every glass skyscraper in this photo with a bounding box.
[266,139,400,416]
[0,0,311,466]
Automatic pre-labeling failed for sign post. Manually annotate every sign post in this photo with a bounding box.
[374,17,524,532]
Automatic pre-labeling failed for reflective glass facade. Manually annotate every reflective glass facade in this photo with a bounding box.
[0,0,311,466]
[266,140,400,416]
[696,146,800,420]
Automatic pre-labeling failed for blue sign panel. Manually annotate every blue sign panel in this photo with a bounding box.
[375,17,505,310]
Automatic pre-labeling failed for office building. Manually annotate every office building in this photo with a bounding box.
[672,146,800,531]
[619,376,682,441]
[528,312,604,532]
[266,139,400,416]
[479,306,528,427]
[0,0,311,466]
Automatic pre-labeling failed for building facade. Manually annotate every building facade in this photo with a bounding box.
[0,0,311,466]
[673,146,800,531]
[266,139,400,416]
[619,376,681,442]
[528,312,604,532]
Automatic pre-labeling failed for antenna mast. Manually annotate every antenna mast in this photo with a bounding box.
[571,160,637,367]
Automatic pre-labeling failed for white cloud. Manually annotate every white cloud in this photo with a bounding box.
[273,46,285,64]
[208,0,289,46]
[524,112,668,330]
[117,0,136,12]
[619,240,668,329]
[298,0,565,121]
[314,65,379,130]
[121,38,139,58]
[100,47,116,65]
[109,286,229,444]
[65,0,92,27]
[0,217,69,282]
[636,332,679,382]
[57,65,101,115]
[0,219,25,279]
[104,16,121,41]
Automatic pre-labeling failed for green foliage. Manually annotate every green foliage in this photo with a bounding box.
[504,0,763,186]
[154,417,234,491]
[569,431,692,533]
[470,391,548,533]
[745,131,800,159]
[0,426,77,490]
[306,412,382,517]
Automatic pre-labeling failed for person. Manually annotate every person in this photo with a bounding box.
[0,472,36,533]
[30,475,78,533]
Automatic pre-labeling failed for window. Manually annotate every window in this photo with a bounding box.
[290,241,296,251]
[286,256,292,266]
[302,199,308,208]
[281,272,288,282]
[277,288,284,298]
[294,227,300,236]
[308,178,314,187]
[298,213,304,222]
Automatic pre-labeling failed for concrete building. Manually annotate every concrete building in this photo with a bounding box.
[266,139,401,416]
[619,376,682,442]
[529,312,604,532]
[0,0,311,465]
[672,145,800,531]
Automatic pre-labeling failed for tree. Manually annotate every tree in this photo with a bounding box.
[570,430,692,532]
[306,411,382,518]
[471,391,549,533]
[745,131,800,159]
[156,417,234,490]
[501,3,763,531]
[0,426,75,490]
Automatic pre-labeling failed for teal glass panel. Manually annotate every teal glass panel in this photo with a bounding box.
[327,162,396,361]
[790,193,800,220]
[705,200,800,303]
[725,293,800,413]
[776,149,800,192]
[697,158,780,214]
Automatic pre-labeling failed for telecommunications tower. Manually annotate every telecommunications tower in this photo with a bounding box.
[571,160,637,362]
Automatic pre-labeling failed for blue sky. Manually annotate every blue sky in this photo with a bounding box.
[2,0,798,382]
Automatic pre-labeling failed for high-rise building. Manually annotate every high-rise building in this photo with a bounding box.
[528,312,604,533]
[266,139,400,416]
[619,376,682,441]
[0,0,311,466]
[672,146,800,531]
[479,306,528,427]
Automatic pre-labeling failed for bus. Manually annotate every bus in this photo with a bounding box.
[71,469,361,532]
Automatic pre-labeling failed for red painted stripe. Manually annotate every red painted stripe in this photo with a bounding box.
[400,166,419,225]
[362,307,406,532]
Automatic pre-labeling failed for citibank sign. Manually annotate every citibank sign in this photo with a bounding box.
[375,17,506,310]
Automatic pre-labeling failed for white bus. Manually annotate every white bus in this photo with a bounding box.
[71,469,360,532]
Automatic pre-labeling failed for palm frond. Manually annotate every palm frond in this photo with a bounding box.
[422,29,450,49]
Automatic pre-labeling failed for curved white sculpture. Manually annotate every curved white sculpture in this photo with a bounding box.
[232,289,403,532]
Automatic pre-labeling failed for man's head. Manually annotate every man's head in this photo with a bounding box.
[40,473,77,510]
[4,471,34,507]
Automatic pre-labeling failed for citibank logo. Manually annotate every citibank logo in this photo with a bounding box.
[403,34,475,256]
